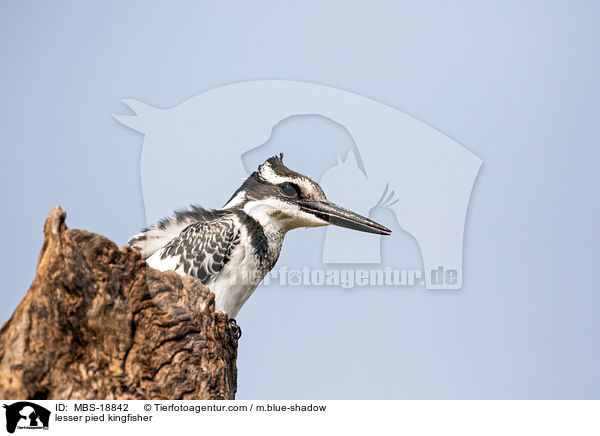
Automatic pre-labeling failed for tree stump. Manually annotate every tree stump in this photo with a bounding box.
[0,207,238,400]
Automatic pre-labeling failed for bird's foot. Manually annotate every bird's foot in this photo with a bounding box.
[229,318,242,339]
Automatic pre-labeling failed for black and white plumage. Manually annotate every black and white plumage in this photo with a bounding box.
[129,154,391,318]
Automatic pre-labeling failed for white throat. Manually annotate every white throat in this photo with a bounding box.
[242,199,328,233]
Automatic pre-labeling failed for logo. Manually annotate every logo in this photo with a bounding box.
[2,402,50,433]
[115,80,481,289]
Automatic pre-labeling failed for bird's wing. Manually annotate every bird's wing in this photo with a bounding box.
[148,215,241,285]
[128,205,226,259]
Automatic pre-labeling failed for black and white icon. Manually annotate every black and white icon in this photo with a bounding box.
[3,402,50,434]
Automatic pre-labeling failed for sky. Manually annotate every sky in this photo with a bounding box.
[1,0,599,399]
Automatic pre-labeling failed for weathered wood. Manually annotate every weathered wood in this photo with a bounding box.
[0,207,238,400]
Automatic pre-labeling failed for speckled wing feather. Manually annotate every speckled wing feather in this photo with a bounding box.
[158,215,241,285]
[128,205,227,259]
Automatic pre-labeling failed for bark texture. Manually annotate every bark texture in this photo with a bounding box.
[0,207,238,400]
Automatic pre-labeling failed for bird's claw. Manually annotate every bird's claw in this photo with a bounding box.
[229,318,242,339]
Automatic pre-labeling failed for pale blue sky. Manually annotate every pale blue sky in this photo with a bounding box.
[1,0,599,398]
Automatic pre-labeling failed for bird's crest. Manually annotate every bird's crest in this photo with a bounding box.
[260,153,284,169]
[256,153,308,185]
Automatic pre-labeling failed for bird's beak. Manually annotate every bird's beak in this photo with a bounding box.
[298,200,392,235]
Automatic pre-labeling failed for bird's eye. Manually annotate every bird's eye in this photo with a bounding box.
[280,182,299,198]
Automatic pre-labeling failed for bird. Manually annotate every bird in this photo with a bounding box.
[128,154,391,328]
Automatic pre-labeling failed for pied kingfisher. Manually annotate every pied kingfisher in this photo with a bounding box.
[129,154,391,322]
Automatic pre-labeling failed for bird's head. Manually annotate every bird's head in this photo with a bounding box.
[224,154,391,235]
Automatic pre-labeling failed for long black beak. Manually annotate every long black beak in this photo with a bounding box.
[298,200,392,235]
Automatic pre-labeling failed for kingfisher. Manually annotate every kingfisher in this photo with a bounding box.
[129,154,391,326]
